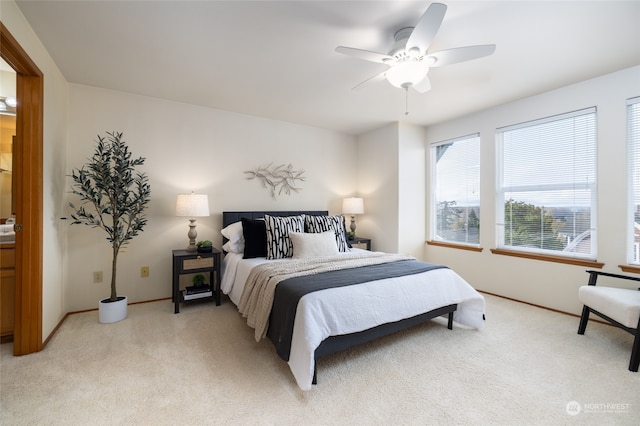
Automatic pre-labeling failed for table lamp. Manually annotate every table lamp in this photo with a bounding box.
[176,192,210,252]
[342,197,364,237]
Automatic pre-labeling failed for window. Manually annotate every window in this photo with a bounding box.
[496,108,597,259]
[430,134,480,245]
[628,97,640,265]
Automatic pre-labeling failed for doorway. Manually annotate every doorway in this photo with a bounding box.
[0,22,44,356]
[0,58,17,342]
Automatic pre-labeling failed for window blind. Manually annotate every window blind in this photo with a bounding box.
[431,134,480,245]
[496,107,597,258]
[628,97,640,264]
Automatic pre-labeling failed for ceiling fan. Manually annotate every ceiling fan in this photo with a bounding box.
[335,2,495,93]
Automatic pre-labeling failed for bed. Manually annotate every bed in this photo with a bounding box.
[221,210,485,390]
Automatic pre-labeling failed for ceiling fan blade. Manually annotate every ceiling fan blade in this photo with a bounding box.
[335,46,392,64]
[427,44,496,67]
[352,69,388,90]
[413,76,432,93]
[406,3,447,54]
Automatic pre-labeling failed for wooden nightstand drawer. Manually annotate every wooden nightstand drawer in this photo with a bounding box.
[183,256,214,270]
[349,237,371,251]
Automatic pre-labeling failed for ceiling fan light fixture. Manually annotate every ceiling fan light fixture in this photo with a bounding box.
[385,60,429,89]
[335,3,495,94]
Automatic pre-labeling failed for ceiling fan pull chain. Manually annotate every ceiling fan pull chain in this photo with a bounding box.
[405,86,410,115]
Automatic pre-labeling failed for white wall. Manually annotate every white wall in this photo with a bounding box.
[398,122,426,258]
[356,123,399,253]
[424,65,640,316]
[356,122,426,258]
[66,84,357,311]
[2,0,69,340]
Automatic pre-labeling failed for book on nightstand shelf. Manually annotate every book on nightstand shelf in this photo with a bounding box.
[183,285,212,300]
[185,285,211,294]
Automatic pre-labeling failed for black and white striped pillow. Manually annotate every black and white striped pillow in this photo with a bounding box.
[304,215,350,252]
[264,214,305,259]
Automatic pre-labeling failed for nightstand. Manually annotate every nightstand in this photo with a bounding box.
[349,237,371,250]
[172,248,221,313]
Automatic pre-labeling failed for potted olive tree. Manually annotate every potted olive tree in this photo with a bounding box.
[69,131,151,323]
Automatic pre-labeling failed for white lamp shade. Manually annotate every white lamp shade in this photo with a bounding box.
[176,193,210,217]
[342,197,364,215]
[386,61,429,88]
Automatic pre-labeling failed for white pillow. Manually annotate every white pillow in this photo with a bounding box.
[221,221,245,253]
[304,215,350,252]
[221,220,243,242]
[290,231,339,259]
[223,240,244,254]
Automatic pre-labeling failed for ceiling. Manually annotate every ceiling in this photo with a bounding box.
[15,1,640,136]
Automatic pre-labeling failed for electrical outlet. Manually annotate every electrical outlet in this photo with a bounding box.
[93,271,103,283]
[141,266,149,278]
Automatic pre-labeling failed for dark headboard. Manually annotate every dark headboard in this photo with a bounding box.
[222,210,328,228]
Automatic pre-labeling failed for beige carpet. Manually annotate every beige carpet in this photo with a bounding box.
[1,293,638,425]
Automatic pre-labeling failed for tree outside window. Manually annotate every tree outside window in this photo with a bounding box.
[431,135,480,245]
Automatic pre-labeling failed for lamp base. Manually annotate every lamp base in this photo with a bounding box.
[186,219,198,252]
[350,215,357,234]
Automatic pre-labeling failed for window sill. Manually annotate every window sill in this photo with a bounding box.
[426,240,483,252]
[490,248,604,268]
[619,265,640,275]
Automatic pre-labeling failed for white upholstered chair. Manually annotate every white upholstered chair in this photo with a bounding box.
[577,270,640,372]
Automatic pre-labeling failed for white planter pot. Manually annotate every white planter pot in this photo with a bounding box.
[98,296,128,323]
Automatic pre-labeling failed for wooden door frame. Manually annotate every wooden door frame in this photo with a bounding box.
[0,22,44,355]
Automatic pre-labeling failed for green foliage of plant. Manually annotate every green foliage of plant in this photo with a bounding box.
[436,200,480,244]
[467,209,479,230]
[192,274,206,286]
[69,131,151,302]
[504,199,565,250]
[196,240,212,247]
[437,200,462,231]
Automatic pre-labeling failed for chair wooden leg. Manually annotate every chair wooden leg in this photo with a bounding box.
[630,316,640,372]
[630,332,640,372]
[577,305,590,335]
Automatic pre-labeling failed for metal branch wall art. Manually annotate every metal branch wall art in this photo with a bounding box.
[245,163,306,199]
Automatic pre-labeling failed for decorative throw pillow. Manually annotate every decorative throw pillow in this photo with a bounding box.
[222,240,244,254]
[264,214,305,259]
[290,231,339,259]
[241,218,267,259]
[221,221,245,253]
[221,220,243,242]
[304,215,350,252]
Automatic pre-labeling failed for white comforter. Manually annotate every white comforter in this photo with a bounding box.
[221,251,485,391]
